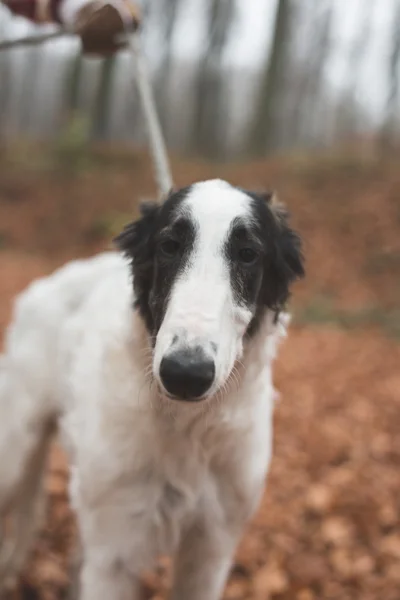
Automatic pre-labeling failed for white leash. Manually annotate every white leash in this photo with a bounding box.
[129,31,173,199]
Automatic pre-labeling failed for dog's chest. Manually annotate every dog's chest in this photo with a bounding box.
[141,419,223,519]
[118,426,228,558]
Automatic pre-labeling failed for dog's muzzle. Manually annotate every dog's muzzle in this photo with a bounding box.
[159,346,215,401]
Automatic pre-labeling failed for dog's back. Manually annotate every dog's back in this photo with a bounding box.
[3,252,123,403]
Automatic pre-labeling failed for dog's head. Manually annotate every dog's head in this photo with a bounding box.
[115,179,304,402]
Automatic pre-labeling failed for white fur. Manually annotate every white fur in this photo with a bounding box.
[0,180,291,600]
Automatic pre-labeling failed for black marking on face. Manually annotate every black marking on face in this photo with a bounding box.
[224,217,264,310]
[115,183,304,342]
[150,213,197,332]
[114,186,196,335]
[225,190,305,337]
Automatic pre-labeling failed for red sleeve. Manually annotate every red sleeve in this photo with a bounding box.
[4,0,36,20]
[4,0,63,23]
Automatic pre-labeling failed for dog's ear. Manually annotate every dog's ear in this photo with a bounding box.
[260,193,305,313]
[268,193,305,284]
[114,202,160,330]
[114,202,159,262]
[240,188,273,205]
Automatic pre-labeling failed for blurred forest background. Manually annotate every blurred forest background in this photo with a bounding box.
[1,0,400,158]
[1,2,400,600]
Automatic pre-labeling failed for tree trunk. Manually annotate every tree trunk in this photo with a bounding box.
[63,50,83,122]
[193,0,236,158]
[91,56,116,140]
[155,0,180,138]
[248,0,292,156]
[380,0,400,151]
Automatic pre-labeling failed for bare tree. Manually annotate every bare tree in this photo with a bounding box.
[299,1,332,146]
[18,47,43,133]
[281,0,333,151]
[332,1,372,145]
[193,0,236,158]
[63,50,83,123]
[248,0,292,155]
[154,0,180,136]
[91,56,117,140]
[381,0,400,149]
[0,16,11,140]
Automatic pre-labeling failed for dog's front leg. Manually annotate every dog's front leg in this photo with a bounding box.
[80,557,144,600]
[170,518,239,600]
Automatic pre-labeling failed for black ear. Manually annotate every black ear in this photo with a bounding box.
[240,188,274,205]
[114,201,159,329]
[114,201,159,259]
[262,196,305,313]
[270,198,305,282]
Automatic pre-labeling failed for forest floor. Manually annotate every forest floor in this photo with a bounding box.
[0,142,400,600]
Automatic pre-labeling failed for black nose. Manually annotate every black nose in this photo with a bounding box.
[159,347,215,401]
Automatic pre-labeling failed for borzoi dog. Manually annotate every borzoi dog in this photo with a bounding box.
[0,179,304,600]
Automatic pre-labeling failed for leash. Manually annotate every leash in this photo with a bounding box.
[0,30,68,50]
[129,31,173,199]
[0,28,173,200]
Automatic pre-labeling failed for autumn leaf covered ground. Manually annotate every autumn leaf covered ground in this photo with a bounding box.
[0,142,399,600]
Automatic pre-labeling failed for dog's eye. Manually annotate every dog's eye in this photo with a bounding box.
[160,239,181,258]
[238,247,258,265]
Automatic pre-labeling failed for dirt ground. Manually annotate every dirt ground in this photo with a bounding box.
[0,144,399,599]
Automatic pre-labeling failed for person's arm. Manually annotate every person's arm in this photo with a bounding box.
[3,0,141,56]
[3,0,62,23]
